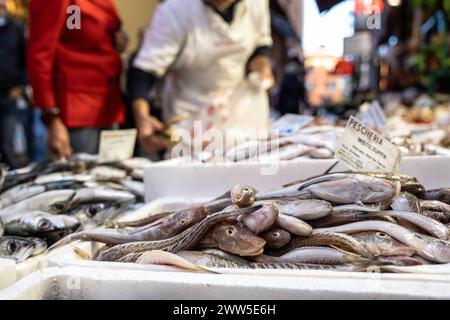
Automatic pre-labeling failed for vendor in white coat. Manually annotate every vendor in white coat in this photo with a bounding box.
[129,0,274,152]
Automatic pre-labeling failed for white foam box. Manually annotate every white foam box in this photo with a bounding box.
[0,201,186,292]
[1,265,450,300]
[145,156,450,201]
[32,197,450,301]
[0,259,16,290]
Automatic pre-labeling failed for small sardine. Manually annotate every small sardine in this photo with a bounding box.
[275,246,369,265]
[0,190,76,216]
[356,211,449,240]
[178,251,361,272]
[0,183,46,210]
[73,187,135,205]
[3,211,80,239]
[0,236,47,262]
[317,221,450,263]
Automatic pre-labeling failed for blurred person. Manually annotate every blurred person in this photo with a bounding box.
[27,0,129,157]
[0,0,29,168]
[129,0,274,153]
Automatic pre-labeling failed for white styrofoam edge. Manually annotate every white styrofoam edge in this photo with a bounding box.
[0,259,16,290]
[144,156,450,201]
[0,199,192,289]
[2,265,450,300]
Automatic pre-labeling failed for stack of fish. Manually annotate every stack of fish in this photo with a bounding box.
[0,154,151,262]
[50,171,450,274]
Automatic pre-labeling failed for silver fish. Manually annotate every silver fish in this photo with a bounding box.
[3,211,80,238]
[0,183,46,210]
[72,187,135,205]
[317,221,450,263]
[357,211,449,240]
[0,190,76,216]
[275,246,369,265]
[178,251,361,272]
[0,236,47,262]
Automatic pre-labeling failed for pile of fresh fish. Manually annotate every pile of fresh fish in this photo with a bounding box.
[0,154,151,262]
[51,170,450,274]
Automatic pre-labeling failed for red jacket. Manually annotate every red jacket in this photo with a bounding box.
[27,0,125,128]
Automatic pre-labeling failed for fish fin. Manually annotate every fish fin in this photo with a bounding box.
[73,247,92,260]
[330,245,369,262]
[323,161,340,175]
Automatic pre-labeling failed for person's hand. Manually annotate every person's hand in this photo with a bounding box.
[114,30,129,53]
[135,113,167,153]
[48,117,73,158]
[9,87,23,99]
[248,55,275,90]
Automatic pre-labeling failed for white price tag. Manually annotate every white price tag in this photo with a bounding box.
[98,129,137,163]
[335,117,401,173]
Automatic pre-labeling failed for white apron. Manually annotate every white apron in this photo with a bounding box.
[142,0,271,134]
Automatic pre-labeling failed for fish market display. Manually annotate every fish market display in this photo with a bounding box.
[0,154,152,262]
[51,169,450,274]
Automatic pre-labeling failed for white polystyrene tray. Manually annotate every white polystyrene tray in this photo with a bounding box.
[0,259,16,290]
[2,265,450,300]
[0,200,190,290]
[144,156,450,201]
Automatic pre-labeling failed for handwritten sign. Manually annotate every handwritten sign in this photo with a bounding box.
[335,117,401,173]
[98,129,137,163]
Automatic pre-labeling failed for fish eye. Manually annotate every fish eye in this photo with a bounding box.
[179,219,187,225]
[53,203,65,211]
[88,207,98,215]
[7,240,18,254]
[377,232,388,239]
[38,219,52,230]
[226,228,235,236]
